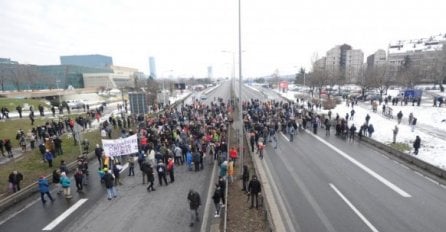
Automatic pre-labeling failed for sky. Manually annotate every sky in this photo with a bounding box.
[0,0,445,78]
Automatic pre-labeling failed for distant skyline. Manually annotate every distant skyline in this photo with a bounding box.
[0,0,445,78]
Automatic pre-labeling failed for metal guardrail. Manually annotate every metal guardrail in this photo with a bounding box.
[0,151,95,213]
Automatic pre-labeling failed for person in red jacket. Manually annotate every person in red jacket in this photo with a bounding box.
[229,147,238,163]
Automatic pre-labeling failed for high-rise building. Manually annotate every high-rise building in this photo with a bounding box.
[320,44,364,83]
[345,49,364,83]
[60,54,113,69]
[366,49,387,69]
[149,57,157,79]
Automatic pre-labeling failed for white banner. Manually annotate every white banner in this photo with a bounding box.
[102,134,138,157]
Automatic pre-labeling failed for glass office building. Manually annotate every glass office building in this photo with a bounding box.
[60,54,113,69]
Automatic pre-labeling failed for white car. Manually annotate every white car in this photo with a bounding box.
[200,95,207,100]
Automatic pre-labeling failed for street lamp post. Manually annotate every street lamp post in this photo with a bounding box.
[238,0,244,177]
[56,80,61,107]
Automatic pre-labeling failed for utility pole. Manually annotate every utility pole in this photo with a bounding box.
[238,0,244,176]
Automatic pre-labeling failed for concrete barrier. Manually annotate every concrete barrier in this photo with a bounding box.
[358,135,446,179]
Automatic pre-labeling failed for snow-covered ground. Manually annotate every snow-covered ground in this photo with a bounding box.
[275,88,446,170]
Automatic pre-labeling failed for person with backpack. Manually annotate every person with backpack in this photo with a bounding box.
[187,189,201,227]
[156,160,168,186]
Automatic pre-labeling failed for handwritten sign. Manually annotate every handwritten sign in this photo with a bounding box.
[102,134,138,157]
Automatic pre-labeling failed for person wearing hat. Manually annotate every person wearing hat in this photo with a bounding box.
[38,175,54,204]
[248,175,262,209]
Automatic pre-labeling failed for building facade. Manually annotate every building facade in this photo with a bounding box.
[314,44,364,83]
[387,33,446,83]
[366,49,387,69]
[345,49,364,83]
[0,58,18,64]
[60,54,113,69]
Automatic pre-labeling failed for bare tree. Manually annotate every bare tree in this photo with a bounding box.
[371,64,392,96]
[396,56,419,88]
[428,47,446,92]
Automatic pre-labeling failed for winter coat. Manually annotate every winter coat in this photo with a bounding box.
[52,170,61,184]
[60,176,71,188]
[187,191,201,210]
[147,166,155,182]
[38,178,50,193]
[248,178,262,194]
[212,187,222,204]
[44,151,53,161]
[103,172,115,188]
[413,137,421,149]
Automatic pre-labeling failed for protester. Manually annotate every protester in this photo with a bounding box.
[413,136,421,155]
[38,175,54,204]
[8,170,23,193]
[166,157,175,183]
[60,172,71,198]
[103,169,117,200]
[212,184,222,217]
[187,189,201,227]
[44,149,54,168]
[392,125,399,144]
[248,175,262,209]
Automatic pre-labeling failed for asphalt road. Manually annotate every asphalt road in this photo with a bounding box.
[0,84,231,232]
[4,82,446,232]
[241,84,446,232]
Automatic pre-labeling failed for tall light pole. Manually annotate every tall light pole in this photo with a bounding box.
[56,80,61,107]
[238,0,244,176]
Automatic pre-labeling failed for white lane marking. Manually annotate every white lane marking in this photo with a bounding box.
[0,197,41,226]
[330,183,379,232]
[308,132,412,198]
[42,198,88,231]
[440,184,446,190]
[280,132,290,142]
[398,163,410,170]
[275,150,336,232]
[424,176,439,185]
[414,171,423,177]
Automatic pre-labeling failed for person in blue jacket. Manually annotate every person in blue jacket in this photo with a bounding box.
[38,176,54,204]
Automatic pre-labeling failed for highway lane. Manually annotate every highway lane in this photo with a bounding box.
[0,84,231,232]
[241,84,446,232]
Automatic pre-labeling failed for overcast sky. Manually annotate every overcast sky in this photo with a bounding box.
[0,0,445,78]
